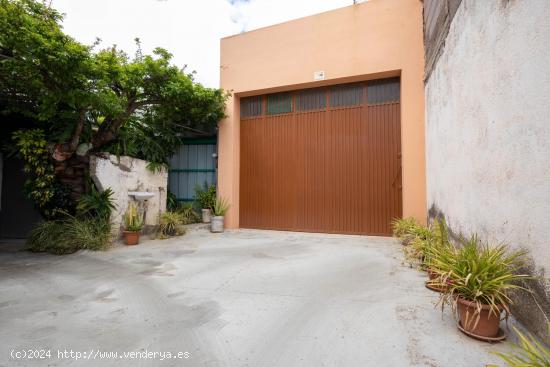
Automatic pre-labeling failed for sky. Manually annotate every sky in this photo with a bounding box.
[51,0,353,88]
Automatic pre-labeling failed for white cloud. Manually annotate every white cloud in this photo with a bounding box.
[52,0,351,88]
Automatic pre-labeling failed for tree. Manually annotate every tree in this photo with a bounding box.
[0,0,227,217]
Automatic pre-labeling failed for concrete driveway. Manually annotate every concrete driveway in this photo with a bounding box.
[0,229,516,366]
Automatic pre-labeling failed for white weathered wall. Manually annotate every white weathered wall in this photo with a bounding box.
[425,0,550,339]
[90,154,167,236]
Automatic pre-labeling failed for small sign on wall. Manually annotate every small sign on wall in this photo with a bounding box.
[313,71,325,81]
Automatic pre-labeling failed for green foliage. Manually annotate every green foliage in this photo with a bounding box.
[435,235,531,315]
[195,184,216,209]
[157,211,186,239]
[166,190,179,212]
[76,187,116,219]
[395,217,441,268]
[392,217,419,238]
[146,161,168,174]
[26,216,111,255]
[11,129,57,213]
[491,325,550,367]
[166,192,199,223]
[212,196,230,217]
[176,203,200,224]
[1,0,228,213]
[123,202,143,232]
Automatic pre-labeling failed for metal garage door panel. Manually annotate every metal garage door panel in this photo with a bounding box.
[240,81,402,235]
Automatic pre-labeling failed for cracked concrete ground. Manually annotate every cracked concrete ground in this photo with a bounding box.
[0,229,518,366]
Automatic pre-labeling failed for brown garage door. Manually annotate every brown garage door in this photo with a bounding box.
[240,78,402,236]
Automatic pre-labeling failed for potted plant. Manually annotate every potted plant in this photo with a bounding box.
[123,201,144,245]
[391,217,420,246]
[210,196,230,233]
[424,218,455,293]
[195,184,216,223]
[436,235,530,341]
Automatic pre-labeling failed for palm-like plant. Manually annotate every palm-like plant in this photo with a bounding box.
[391,217,419,238]
[76,187,116,219]
[491,326,550,367]
[212,196,230,217]
[436,235,530,316]
[157,211,186,239]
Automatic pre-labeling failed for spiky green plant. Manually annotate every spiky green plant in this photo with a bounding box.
[401,219,451,269]
[436,235,531,317]
[26,216,111,255]
[176,203,200,224]
[166,190,179,212]
[424,219,453,267]
[490,326,550,367]
[124,202,143,232]
[391,217,419,238]
[157,211,186,239]
[76,187,116,220]
[212,196,230,217]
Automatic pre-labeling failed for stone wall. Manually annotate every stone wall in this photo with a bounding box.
[90,154,167,237]
[425,0,550,342]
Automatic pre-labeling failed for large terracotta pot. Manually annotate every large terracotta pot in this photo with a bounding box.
[457,297,501,338]
[123,231,140,246]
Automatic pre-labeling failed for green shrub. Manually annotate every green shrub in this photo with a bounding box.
[157,211,186,239]
[400,218,452,270]
[167,190,179,212]
[391,217,419,238]
[76,187,116,219]
[195,184,216,209]
[26,216,111,255]
[176,203,200,224]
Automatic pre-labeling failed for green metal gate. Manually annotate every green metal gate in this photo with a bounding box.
[168,138,217,203]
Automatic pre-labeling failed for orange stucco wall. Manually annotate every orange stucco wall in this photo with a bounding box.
[219,0,426,229]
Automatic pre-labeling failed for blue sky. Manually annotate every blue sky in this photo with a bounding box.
[52,0,352,88]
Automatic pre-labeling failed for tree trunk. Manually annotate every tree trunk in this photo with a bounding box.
[53,153,90,201]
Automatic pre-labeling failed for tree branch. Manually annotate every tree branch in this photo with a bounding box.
[91,97,138,150]
[68,109,86,151]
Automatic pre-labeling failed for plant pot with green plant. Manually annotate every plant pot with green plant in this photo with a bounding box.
[424,218,456,293]
[436,235,530,341]
[123,202,144,245]
[210,197,230,233]
[195,184,216,223]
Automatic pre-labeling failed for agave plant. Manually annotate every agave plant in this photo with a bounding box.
[491,325,550,367]
[212,196,230,217]
[436,235,530,316]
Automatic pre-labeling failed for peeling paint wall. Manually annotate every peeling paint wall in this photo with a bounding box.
[425,0,550,341]
[90,155,167,236]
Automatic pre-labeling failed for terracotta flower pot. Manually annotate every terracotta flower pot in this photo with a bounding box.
[425,269,448,293]
[457,297,502,338]
[123,231,140,246]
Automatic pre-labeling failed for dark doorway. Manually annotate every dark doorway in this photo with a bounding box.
[0,156,42,239]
